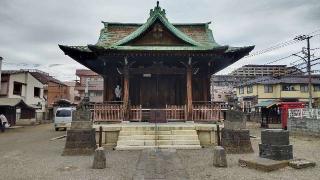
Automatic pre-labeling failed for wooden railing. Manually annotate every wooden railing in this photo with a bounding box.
[130,105,142,121]
[92,102,223,122]
[192,104,221,121]
[93,103,124,122]
[166,105,187,121]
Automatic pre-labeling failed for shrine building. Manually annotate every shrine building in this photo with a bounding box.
[59,2,254,123]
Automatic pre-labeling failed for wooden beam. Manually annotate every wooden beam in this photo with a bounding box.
[123,58,130,121]
[186,57,193,120]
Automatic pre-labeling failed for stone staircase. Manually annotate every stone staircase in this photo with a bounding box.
[115,125,201,150]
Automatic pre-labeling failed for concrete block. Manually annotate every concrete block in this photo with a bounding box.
[213,146,227,167]
[289,159,316,169]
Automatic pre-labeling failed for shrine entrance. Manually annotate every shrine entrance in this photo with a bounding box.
[130,74,186,108]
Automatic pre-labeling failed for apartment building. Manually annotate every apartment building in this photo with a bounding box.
[230,65,304,77]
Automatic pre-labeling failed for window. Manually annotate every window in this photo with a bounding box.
[56,110,71,117]
[247,85,253,94]
[282,84,296,91]
[34,87,40,97]
[300,85,308,92]
[239,87,244,94]
[314,85,320,92]
[13,82,22,96]
[264,85,273,93]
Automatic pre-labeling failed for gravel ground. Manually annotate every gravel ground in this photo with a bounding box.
[178,123,320,180]
[0,123,319,180]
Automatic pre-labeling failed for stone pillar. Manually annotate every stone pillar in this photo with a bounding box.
[92,147,106,169]
[259,129,293,160]
[213,146,227,167]
[186,57,193,120]
[221,110,253,153]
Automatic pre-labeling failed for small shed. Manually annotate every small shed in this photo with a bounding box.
[0,98,35,126]
[255,100,280,128]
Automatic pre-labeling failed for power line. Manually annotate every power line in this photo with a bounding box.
[245,28,320,58]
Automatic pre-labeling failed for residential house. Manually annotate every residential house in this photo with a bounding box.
[26,69,69,108]
[0,70,45,122]
[236,75,320,111]
[75,69,103,103]
[211,75,254,102]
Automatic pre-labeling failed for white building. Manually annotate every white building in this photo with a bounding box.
[0,70,46,121]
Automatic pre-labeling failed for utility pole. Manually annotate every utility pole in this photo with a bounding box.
[294,35,313,108]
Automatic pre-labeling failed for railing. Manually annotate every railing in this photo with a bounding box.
[289,108,320,119]
[192,104,221,121]
[93,103,124,122]
[166,105,187,121]
[193,101,230,110]
[130,105,142,121]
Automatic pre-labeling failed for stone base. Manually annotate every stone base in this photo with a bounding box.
[62,129,97,156]
[259,144,293,160]
[92,147,106,169]
[221,129,253,154]
[239,157,289,172]
[213,146,227,167]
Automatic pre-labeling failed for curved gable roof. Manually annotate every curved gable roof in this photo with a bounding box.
[112,5,203,47]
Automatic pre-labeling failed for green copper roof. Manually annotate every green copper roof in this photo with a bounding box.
[112,4,203,47]
[59,2,254,55]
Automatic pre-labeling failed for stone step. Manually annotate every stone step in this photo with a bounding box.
[118,135,199,141]
[119,130,173,136]
[121,126,195,131]
[115,145,201,150]
[117,140,200,146]
[115,145,201,151]
[172,130,198,135]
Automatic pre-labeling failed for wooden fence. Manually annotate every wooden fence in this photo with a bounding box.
[92,103,222,122]
[165,105,187,121]
[192,104,221,121]
[93,103,124,122]
[130,105,142,121]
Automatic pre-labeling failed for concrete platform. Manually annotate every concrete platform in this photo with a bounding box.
[93,122,220,150]
[239,157,289,172]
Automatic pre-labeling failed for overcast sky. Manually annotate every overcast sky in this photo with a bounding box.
[1,0,320,81]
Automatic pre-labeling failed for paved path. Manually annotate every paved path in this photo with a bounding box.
[133,149,190,180]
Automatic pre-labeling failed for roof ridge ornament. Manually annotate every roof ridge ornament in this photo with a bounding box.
[150,1,166,17]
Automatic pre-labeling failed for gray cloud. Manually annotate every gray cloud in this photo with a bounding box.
[0,0,320,80]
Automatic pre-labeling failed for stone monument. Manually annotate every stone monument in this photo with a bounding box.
[259,129,293,160]
[62,95,97,156]
[213,146,227,167]
[221,110,253,153]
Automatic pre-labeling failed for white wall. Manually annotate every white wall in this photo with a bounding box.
[7,72,45,111]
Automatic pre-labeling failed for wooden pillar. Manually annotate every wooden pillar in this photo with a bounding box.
[186,57,193,120]
[103,76,108,102]
[123,58,130,121]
